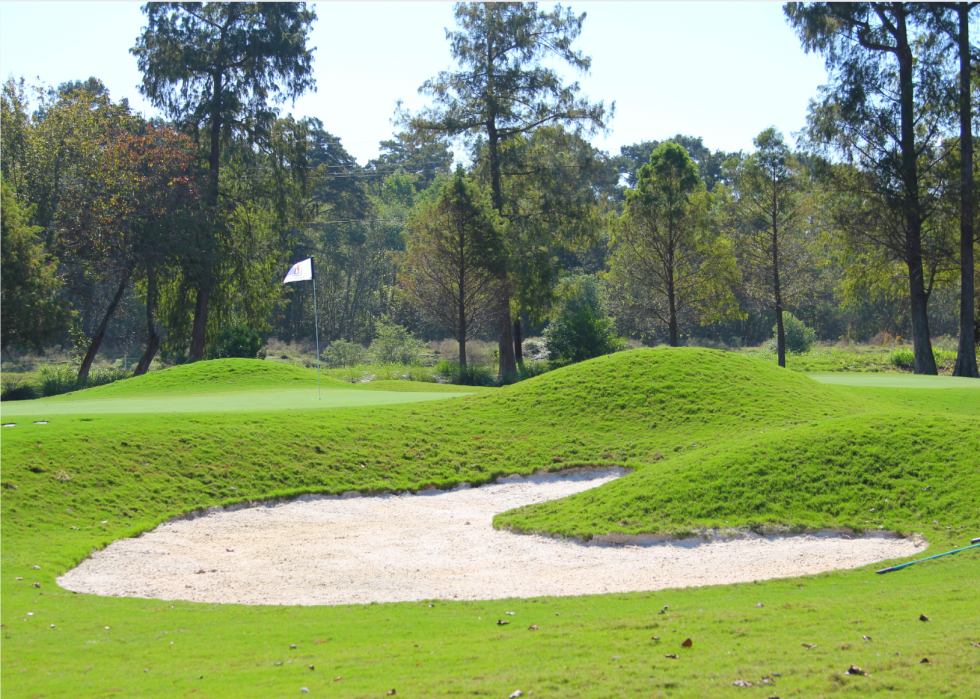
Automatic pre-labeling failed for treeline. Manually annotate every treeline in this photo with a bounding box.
[1,2,976,378]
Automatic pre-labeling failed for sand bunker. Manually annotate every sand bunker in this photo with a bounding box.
[59,469,926,605]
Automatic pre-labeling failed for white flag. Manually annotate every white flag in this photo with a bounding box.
[283,258,313,283]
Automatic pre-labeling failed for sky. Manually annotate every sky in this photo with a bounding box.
[0,2,830,165]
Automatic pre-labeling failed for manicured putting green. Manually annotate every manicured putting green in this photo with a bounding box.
[0,387,469,417]
[806,372,980,388]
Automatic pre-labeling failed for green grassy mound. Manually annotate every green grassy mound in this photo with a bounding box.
[4,347,980,697]
[496,414,980,539]
[52,358,334,398]
[484,348,866,430]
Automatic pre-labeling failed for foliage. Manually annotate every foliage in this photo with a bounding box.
[402,171,504,366]
[367,121,454,193]
[132,2,318,360]
[889,347,916,370]
[0,182,71,353]
[411,1,611,375]
[1,364,131,401]
[0,77,134,230]
[321,339,367,368]
[724,128,816,365]
[204,325,262,360]
[370,317,426,365]
[607,142,742,346]
[0,376,38,401]
[490,126,615,325]
[764,313,817,354]
[543,275,625,366]
[516,359,551,381]
[434,359,498,387]
[616,134,738,191]
[889,346,960,373]
[786,2,957,374]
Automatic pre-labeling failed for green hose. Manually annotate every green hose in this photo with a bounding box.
[876,542,980,574]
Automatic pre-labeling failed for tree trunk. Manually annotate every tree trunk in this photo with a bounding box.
[188,278,210,362]
[497,296,517,379]
[189,68,224,362]
[134,269,160,376]
[895,11,937,375]
[908,257,938,374]
[77,267,132,384]
[667,259,679,347]
[667,297,679,347]
[513,318,523,365]
[773,219,785,368]
[483,17,514,378]
[458,270,467,370]
[952,3,979,378]
[775,309,786,368]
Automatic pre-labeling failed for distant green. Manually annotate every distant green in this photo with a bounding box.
[807,372,980,388]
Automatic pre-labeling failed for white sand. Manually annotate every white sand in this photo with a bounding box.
[58,469,926,605]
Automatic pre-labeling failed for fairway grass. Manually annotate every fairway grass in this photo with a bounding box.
[2,350,978,697]
[807,372,980,389]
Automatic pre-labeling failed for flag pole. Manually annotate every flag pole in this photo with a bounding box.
[312,258,321,400]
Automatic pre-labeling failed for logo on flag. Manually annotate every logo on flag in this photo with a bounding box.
[283,258,313,283]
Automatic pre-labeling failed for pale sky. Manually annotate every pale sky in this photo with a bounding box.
[0,1,828,164]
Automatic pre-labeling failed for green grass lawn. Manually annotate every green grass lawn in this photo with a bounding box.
[2,351,978,698]
[806,373,980,389]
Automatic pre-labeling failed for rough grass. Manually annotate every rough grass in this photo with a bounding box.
[2,349,979,698]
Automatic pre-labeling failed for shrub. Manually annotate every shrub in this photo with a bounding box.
[0,376,39,401]
[517,360,551,381]
[370,317,425,365]
[86,366,129,388]
[889,347,915,370]
[403,365,440,383]
[544,276,625,366]
[205,325,262,360]
[890,346,958,371]
[37,364,81,396]
[764,313,816,354]
[322,339,367,368]
[434,359,498,386]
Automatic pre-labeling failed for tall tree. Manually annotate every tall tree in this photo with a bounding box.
[132,1,317,361]
[401,171,504,368]
[927,3,979,377]
[368,114,455,194]
[617,135,738,192]
[725,128,815,367]
[412,2,610,377]
[785,2,954,374]
[58,125,205,381]
[1,78,132,234]
[491,126,613,362]
[607,143,741,347]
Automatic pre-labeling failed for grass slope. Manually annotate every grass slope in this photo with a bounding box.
[496,414,980,539]
[2,348,979,697]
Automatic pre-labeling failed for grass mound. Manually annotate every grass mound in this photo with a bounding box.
[59,358,329,398]
[485,347,868,430]
[496,413,980,539]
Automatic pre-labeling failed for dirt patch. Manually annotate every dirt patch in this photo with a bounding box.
[58,469,926,605]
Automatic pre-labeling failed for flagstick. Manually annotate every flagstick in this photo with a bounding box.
[313,264,321,401]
